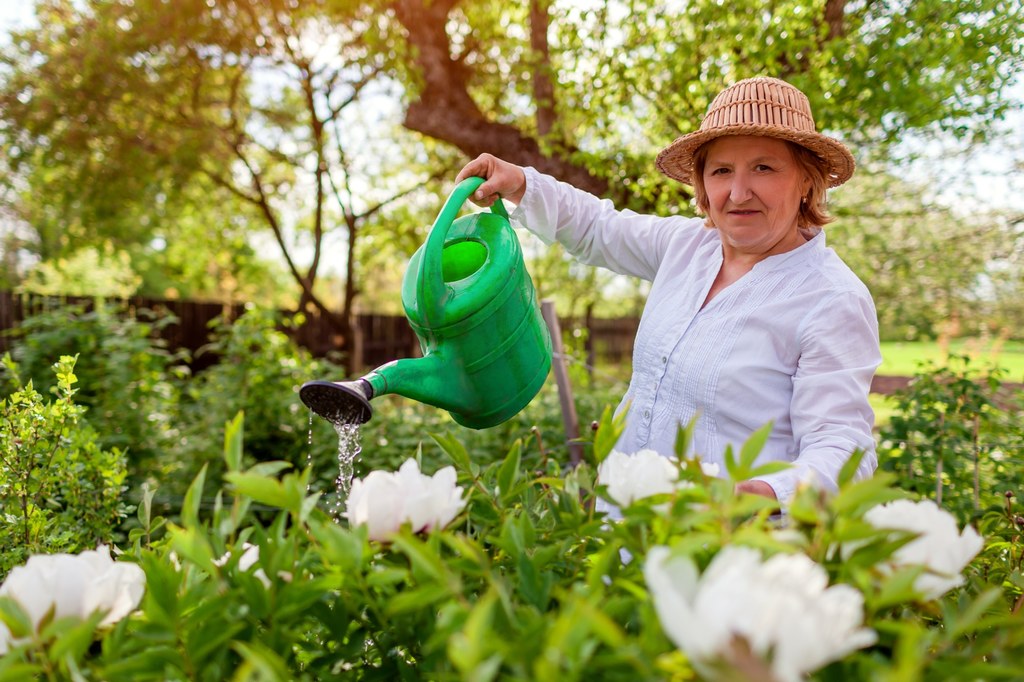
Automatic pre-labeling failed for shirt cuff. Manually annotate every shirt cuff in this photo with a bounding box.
[509,166,557,245]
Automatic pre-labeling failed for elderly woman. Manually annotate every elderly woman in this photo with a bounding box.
[455,77,880,502]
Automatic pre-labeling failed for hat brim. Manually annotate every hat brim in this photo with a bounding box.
[656,124,855,188]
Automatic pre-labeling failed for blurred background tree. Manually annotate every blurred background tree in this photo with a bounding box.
[0,0,1022,348]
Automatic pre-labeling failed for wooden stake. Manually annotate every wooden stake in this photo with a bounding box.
[541,299,583,466]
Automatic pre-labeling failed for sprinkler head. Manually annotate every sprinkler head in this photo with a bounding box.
[299,380,373,425]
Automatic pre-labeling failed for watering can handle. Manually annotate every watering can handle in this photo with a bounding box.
[418,176,510,326]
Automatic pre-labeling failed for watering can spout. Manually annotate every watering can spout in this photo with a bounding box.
[300,176,552,430]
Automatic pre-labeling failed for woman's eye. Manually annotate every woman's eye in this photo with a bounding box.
[710,167,730,175]
[755,164,774,172]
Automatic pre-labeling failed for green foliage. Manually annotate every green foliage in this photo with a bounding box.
[0,354,128,579]
[19,243,143,298]
[172,308,339,493]
[3,0,1023,323]
[5,301,184,473]
[879,356,1023,524]
[4,407,1024,679]
[828,170,1016,341]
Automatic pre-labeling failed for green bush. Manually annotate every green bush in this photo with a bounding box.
[172,309,340,494]
[879,356,1024,524]
[2,411,1023,680]
[4,302,183,475]
[0,354,129,579]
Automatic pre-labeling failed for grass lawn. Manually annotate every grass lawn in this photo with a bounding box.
[879,339,1024,382]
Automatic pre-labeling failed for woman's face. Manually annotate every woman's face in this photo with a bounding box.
[702,135,812,259]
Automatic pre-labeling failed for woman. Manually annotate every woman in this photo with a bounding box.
[456,77,880,502]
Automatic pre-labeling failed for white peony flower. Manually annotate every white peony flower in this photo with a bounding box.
[597,449,718,508]
[863,499,984,600]
[644,545,876,682]
[345,458,466,542]
[213,542,293,588]
[0,546,145,653]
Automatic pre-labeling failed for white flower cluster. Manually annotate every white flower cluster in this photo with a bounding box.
[863,498,984,600]
[597,449,719,508]
[0,546,145,654]
[345,458,466,541]
[644,545,875,682]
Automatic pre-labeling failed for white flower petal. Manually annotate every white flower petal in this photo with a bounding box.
[345,458,465,540]
[645,545,874,682]
[0,546,145,634]
[864,499,984,600]
[598,449,679,507]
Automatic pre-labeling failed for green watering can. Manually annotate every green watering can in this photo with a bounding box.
[300,176,552,429]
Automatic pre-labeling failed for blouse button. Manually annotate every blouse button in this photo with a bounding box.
[643,409,651,419]
[661,356,667,364]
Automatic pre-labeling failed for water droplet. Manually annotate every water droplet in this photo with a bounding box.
[306,411,315,493]
[332,422,362,522]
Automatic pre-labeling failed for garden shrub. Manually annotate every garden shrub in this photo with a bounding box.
[4,302,183,476]
[0,355,129,579]
[2,410,1023,679]
[172,309,340,494]
[879,356,1024,524]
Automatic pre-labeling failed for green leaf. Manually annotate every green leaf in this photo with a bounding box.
[440,534,490,574]
[247,461,293,478]
[497,439,522,502]
[309,519,365,573]
[431,432,474,476]
[168,525,217,574]
[223,411,244,473]
[43,611,105,664]
[516,552,553,609]
[232,641,292,680]
[673,417,696,458]
[299,491,322,524]
[870,565,926,610]
[944,588,1003,639]
[447,588,500,676]
[0,597,33,639]
[593,404,627,464]
[181,464,207,529]
[95,646,183,679]
[738,422,773,472]
[224,471,289,509]
[837,448,867,487]
[830,472,904,516]
[391,533,447,584]
[386,584,448,616]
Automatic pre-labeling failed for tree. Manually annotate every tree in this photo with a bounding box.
[828,168,1011,341]
[2,0,1023,352]
[388,0,1023,212]
[0,0,455,367]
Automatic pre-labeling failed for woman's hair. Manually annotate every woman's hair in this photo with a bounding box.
[690,140,834,229]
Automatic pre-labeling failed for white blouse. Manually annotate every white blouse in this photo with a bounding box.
[511,167,881,502]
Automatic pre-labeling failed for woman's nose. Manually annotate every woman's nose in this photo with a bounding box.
[729,174,753,203]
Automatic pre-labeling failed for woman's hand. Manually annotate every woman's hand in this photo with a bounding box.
[455,154,527,207]
[734,480,779,500]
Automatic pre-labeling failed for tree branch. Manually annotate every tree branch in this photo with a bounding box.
[391,0,608,196]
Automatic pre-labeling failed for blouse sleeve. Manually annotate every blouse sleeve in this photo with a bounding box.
[752,289,882,502]
[509,166,701,281]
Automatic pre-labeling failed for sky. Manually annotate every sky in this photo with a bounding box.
[0,2,33,36]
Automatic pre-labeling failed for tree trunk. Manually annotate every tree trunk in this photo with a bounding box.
[391,0,609,197]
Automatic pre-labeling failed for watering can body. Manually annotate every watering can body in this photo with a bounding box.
[301,177,552,429]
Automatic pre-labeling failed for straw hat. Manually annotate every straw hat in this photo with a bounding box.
[656,77,855,188]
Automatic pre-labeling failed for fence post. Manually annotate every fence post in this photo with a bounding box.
[541,300,583,467]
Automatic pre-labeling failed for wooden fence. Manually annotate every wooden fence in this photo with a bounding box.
[0,291,640,372]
